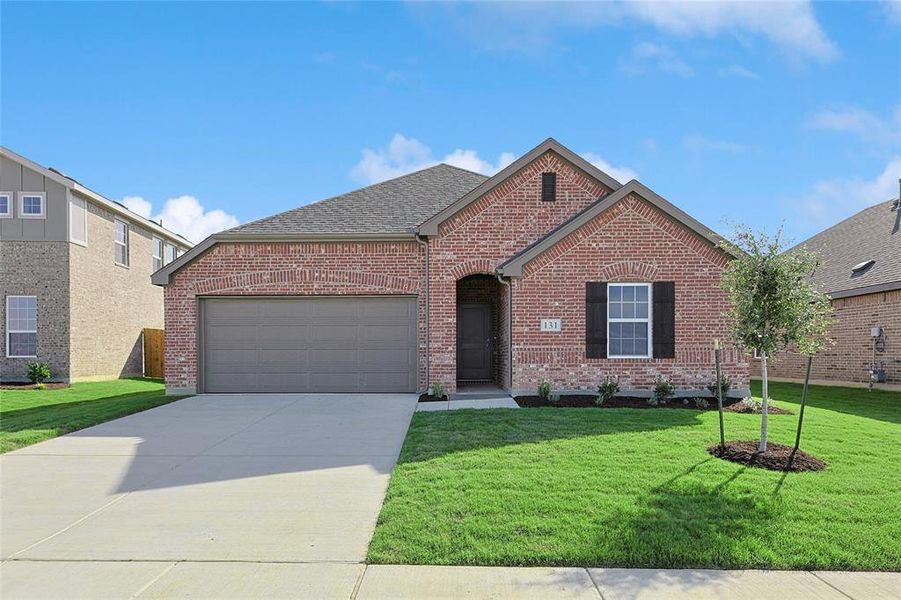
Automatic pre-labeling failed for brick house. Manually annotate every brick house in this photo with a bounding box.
[752,198,901,387]
[153,138,747,396]
[0,147,191,382]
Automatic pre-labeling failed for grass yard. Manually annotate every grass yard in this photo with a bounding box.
[0,378,184,453]
[368,381,901,570]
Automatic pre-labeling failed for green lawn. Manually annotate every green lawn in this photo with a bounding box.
[368,381,901,570]
[0,378,184,453]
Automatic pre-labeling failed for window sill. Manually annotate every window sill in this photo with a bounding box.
[7,355,37,359]
[19,214,46,220]
[114,261,130,269]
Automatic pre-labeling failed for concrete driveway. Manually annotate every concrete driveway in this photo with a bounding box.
[1,393,418,598]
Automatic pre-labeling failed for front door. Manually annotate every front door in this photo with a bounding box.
[457,303,493,382]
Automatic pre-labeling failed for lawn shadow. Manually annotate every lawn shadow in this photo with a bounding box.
[398,407,706,465]
[599,460,777,568]
[751,381,901,425]
[0,391,174,433]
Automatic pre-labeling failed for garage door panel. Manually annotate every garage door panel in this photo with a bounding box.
[201,297,417,393]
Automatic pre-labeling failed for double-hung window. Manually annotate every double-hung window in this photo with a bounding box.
[165,242,177,265]
[152,237,163,271]
[115,220,129,266]
[6,296,37,358]
[607,283,652,358]
[19,192,46,218]
[0,193,11,217]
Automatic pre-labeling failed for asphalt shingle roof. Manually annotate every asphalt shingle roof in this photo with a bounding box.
[794,199,901,296]
[225,164,488,236]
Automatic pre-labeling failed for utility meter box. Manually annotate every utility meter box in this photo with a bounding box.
[871,325,883,338]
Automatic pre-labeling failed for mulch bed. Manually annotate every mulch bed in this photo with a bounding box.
[724,402,793,415]
[515,395,743,410]
[708,441,826,472]
[0,382,69,390]
[418,393,449,403]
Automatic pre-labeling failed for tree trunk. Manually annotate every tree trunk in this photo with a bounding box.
[794,355,813,452]
[715,346,725,448]
[760,351,769,453]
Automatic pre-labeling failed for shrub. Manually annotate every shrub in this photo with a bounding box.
[653,375,675,404]
[26,362,51,385]
[596,376,619,406]
[706,374,732,399]
[646,396,659,407]
[694,397,710,409]
[549,392,561,404]
[429,382,446,399]
[537,381,552,400]
[741,396,762,413]
[35,382,46,390]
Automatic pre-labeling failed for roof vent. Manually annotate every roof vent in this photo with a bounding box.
[851,259,875,277]
[541,172,557,202]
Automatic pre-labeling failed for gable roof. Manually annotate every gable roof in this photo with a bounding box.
[225,164,487,236]
[498,180,726,277]
[792,199,901,298]
[417,137,624,236]
[0,146,192,247]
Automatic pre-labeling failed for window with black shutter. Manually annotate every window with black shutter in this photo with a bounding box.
[586,282,607,358]
[541,172,556,202]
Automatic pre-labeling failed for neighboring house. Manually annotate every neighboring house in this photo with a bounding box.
[153,138,747,396]
[752,198,901,386]
[0,147,192,382]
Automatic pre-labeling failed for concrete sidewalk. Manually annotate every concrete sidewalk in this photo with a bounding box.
[1,562,898,599]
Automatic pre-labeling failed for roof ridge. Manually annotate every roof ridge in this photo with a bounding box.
[435,162,491,178]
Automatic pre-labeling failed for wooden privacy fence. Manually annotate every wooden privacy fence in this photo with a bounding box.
[143,328,165,379]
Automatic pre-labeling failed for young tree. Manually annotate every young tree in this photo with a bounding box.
[719,226,832,452]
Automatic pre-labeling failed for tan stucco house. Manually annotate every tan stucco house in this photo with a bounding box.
[0,147,191,382]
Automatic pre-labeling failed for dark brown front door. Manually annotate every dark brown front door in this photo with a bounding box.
[457,303,493,382]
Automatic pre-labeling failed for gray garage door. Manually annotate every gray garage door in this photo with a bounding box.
[200,296,418,393]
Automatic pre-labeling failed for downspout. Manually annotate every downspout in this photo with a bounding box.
[495,272,512,391]
[415,233,430,391]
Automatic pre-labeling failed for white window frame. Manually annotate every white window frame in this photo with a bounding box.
[18,192,46,219]
[752,348,761,359]
[69,194,88,246]
[6,295,37,358]
[114,219,129,267]
[0,192,12,218]
[607,282,653,359]
[164,242,177,265]
[152,236,163,271]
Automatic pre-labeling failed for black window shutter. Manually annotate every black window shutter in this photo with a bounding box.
[541,172,556,202]
[586,282,607,358]
[652,281,675,359]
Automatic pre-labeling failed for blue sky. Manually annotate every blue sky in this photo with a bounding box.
[2,1,899,243]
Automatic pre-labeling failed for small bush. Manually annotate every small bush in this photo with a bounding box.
[548,392,561,404]
[706,374,732,398]
[537,381,552,400]
[26,362,51,385]
[596,376,619,406]
[741,396,762,413]
[694,397,710,409]
[35,382,46,390]
[646,396,660,407]
[653,375,675,404]
[429,382,446,399]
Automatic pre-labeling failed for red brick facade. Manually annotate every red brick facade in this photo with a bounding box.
[751,290,900,385]
[164,241,425,391]
[163,149,746,394]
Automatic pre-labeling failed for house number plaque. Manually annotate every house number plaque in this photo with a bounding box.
[540,319,562,332]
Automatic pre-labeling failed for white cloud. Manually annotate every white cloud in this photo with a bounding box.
[122,196,153,219]
[351,134,515,184]
[419,0,837,63]
[683,135,750,153]
[718,64,760,80]
[789,157,901,232]
[121,195,239,243]
[807,106,901,145]
[581,152,638,184]
[620,42,693,77]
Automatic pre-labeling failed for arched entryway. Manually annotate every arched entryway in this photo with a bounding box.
[456,274,506,390]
